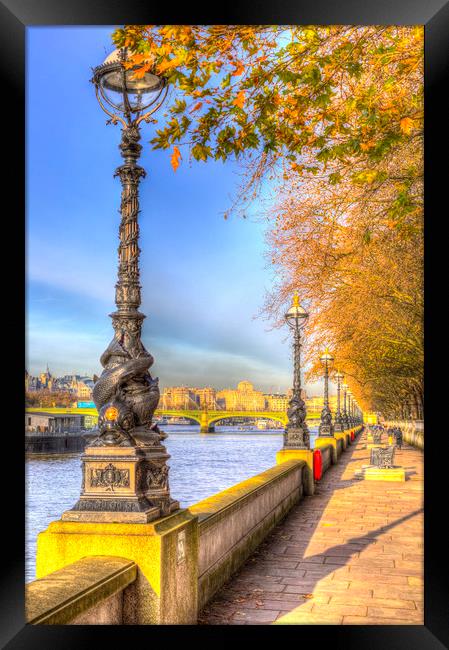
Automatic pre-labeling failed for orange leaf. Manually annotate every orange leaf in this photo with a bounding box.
[191,102,203,112]
[131,53,151,65]
[157,56,181,74]
[232,62,245,76]
[400,117,414,135]
[131,65,151,80]
[233,91,245,109]
[170,146,182,172]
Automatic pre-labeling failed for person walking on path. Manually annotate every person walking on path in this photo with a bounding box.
[388,428,394,445]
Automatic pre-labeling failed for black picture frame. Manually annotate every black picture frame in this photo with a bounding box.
[2,0,447,647]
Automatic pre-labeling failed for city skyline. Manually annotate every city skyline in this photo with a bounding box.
[26,26,328,396]
[26,364,337,399]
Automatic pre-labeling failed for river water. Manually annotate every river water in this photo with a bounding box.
[25,424,319,582]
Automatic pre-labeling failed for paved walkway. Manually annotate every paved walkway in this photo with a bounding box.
[199,429,423,625]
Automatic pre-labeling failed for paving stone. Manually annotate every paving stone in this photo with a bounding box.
[259,568,306,578]
[284,583,328,594]
[233,609,280,622]
[275,611,343,624]
[372,587,423,601]
[312,603,368,617]
[367,606,422,621]
[342,616,415,625]
[332,594,416,609]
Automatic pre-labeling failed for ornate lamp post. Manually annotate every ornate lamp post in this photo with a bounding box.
[64,49,179,523]
[334,370,345,432]
[283,292,309,449]
[318,348,334,437]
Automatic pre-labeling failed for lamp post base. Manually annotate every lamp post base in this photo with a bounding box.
[333,418,344,433]
[63,438,179,524]
[283,426,310,449]
[62,502,179,524]
[318,423,334,437]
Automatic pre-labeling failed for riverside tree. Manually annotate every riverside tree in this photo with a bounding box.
[112,25,423,417]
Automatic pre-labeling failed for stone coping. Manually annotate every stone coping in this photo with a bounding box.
[26,556,136,625]
[189,460,304,527]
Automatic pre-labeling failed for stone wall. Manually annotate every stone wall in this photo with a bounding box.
[189,459,305,610]
[336,437,344,456]
[320,444,333,474]
[25,435,86,454]
[26,556,137,625]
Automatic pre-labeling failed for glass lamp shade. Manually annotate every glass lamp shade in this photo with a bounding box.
[335,371,344,381]
[320,347,334,364]
[93,49,165,115]
[285,293,308,330]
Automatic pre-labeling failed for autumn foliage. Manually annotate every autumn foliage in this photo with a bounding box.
[112,25,423,418]
[25,390,76,408]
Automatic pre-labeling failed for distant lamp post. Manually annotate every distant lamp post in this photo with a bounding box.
[342,383,349,430]
[334,370,345,432]
[318,348,334,437]
[283,292,310,449]
[347,390,354,426]
[64,49,178,523]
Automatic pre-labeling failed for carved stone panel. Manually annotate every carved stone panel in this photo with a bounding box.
[90,463,130,491]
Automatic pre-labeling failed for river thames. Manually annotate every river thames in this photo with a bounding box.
[25,424,319,582]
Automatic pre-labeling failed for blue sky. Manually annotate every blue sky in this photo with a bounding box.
[26,26,325,395]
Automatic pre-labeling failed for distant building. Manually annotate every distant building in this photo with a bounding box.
[216,381,266,411]
[25,368,96,399]
[264,394,289,412]
[39,365,54,391]
[25,411,86,433]
[160,386,199,409]
[76,380,93,400]
[306,395,338,415]
[192,387,217,409]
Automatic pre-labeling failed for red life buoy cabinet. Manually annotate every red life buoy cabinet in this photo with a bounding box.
[313,449,323,481]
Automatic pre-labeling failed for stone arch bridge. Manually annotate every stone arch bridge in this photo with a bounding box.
[26,407,321,433]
